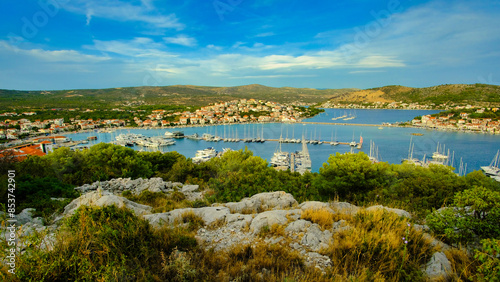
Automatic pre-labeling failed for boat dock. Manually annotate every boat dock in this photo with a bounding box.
[299,121,395,127]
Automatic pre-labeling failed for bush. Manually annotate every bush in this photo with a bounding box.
[13,205,197,281]
[474,239,500,281]
[426,186,500,245]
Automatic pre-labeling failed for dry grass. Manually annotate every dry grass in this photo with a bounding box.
[301,207,336,229]
[445,248,479,281]
[177,211,205,231]
[322,209,434,281]
[194,242,331,281]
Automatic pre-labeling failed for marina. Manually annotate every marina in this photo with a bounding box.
[59,109,499,176]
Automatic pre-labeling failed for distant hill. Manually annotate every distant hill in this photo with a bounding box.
[0,84,356,110]
[1,83,499,111]
[326,84,500,105]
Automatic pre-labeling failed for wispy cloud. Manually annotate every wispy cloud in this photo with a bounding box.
[163,35,197,47]
[255,32,275,38]
[87,37,176,58]
[63,0,184,31]
[0,41,109,63]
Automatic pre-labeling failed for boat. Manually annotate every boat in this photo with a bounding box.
[401,137,423,166]
[87,136,97,140]
[186,133,201,140]
[291,137,312,174]
[164,131,174,137]
[270,139,290,170]
[172,131,184,139]
[481,150,500,177]
[368,140,381,163]
[349,131,356,147]
[192,147,217,164]
[432,142,449,161]
[330,129,339,146]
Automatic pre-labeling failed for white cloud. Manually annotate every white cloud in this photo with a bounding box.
[163,35,197,47]
[0,41,109,63]
[88,37,177,58]
[255,32,275,38]
[62,0,184,30]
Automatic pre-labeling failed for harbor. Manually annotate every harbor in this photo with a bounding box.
[57,109,499,176]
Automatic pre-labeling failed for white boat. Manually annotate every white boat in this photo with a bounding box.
[481,150,500,177]
[164,131,174,137]
[401,137,423,166]
[192,147,217,163]
[270,140,290,169]
[292,137,311,174]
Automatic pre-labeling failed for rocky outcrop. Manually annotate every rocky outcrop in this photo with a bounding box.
[223,191,298,213]
[63,189,153,217]
[8,184,454,277]
[366,205,412,218]
[144,206,230,227]
[425,252,452,281]
[74,178,203,201]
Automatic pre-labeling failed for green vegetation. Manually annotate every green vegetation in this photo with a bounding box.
[431,108,500,121]
[373,84,500,105]
[426,186,500,246]
[1,144,500,280]
[0,84,354,111]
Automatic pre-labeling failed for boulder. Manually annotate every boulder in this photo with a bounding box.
[299,201,334,213]
[16,208,36,225]
[225,213,253,230]
[366,205,411,218]
[425,252,452,281]
[144,207,230,227]
[330,201,360,215]
[301,224,332,252]
[181,185,199,193]
[285,219,312,233]
[249,209,301,234]
[225,191,298,213]
[63,190,152,217]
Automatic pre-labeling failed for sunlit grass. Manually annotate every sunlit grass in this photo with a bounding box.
[322,209,434,281]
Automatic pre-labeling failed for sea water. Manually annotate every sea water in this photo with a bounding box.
[65,109,499,174]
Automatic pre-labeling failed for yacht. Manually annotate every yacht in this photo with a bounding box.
[164,131,174,138]
[192,147,217,163]
[172,131,185,139]
[481,150,500,177]
[186,133,201,140]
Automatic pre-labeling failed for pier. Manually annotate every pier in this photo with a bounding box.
[299,121,394,127]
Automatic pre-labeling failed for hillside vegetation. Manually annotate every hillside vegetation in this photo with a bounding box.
[328,84,500,105]
[1,144,500,280]
[0,84,356,110]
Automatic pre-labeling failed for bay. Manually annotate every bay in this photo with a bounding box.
[64,109,499,174]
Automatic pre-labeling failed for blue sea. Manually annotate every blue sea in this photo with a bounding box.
[64,109,499,174]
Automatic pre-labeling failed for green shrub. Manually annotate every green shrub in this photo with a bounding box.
[474,239,500,281]
[427,186,500,245]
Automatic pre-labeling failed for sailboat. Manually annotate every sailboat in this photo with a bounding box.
[481,150,500,177]
[402,137,422,166]
[349,131,357,147]
[331,129,339,146]
[270,135,290,170]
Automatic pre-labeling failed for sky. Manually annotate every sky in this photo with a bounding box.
[1,0,500,90]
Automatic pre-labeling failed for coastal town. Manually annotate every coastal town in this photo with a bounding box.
[410,106,500,133]
[0,99,315,141]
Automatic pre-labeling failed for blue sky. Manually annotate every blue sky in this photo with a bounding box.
[1,0,500,90]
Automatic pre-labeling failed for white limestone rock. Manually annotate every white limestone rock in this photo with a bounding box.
[425,252,452,281]
[366,205,411,218]
[249,209,301,234]
[224,191,298,213]
[63,190,152,217]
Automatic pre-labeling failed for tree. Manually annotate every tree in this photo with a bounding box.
[426,186,500,245]
[313,152,392,202]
